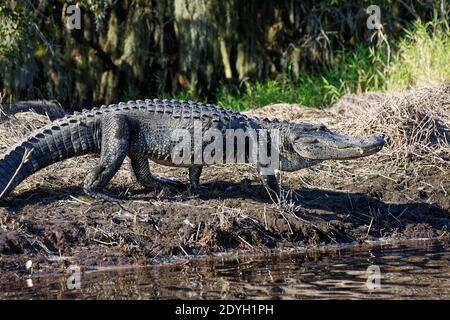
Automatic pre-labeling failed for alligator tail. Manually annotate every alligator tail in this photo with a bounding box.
[0,112,101,199]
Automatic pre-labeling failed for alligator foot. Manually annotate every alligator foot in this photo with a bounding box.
[187,184,207,197]
[130,155,186,194]
[260,174,282,204]
[154,177,186,192]
[185,166,205,197]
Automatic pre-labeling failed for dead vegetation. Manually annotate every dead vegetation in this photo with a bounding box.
[0,85,449,274]
[333,84,450,168]
[250,83,450,207]
[251,83,450,170]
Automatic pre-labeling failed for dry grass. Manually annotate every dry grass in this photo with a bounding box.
[229,84,449,244]
[256,83,450,164]
[246,84,450,218]
[0,111,49,153]
[332,83,450,169]
[252,84,450,180]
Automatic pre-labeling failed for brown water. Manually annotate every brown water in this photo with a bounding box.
[1,239,449,299]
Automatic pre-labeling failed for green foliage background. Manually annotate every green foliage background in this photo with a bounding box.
[0,0,449,110]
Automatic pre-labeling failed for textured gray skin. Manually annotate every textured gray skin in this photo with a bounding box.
[0,99,385,201]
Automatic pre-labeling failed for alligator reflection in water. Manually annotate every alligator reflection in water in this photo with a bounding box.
[1,240,449,299]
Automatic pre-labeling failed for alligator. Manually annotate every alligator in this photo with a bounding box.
[0,99,385,201]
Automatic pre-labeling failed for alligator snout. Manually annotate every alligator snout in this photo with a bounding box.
[360,135,385,155]
[293,131,386,160]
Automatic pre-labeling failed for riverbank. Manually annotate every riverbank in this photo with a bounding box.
[0,84,449,276]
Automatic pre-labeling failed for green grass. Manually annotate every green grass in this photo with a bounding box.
[388,19,450,90]
[215,44,388,110]
[169,19,449,110]
[210,18,450,110]
[215,77,316,111]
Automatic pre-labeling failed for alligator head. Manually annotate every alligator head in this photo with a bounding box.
[288,123,385,160]
[274,122,384,172]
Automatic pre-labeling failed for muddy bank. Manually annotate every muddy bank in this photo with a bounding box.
[1,85,449,276]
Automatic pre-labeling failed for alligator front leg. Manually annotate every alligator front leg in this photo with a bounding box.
[188,166,203,193]
[130,154,185,191]
[83,114,130,201]
[260,174,282,201]
[258,163,282,203]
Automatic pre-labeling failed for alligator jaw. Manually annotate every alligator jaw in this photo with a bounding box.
[293,132,385,161]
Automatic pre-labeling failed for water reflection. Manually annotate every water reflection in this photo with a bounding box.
[1,240,449,299]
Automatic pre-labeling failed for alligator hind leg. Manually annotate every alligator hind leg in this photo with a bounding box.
[129,154,185,191]
[83,114,130,201]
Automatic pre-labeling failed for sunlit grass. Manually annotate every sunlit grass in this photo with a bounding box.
[215,45,387,110]
[388,19,450,90]
[212,18,450,110]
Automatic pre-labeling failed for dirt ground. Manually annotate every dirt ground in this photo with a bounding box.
[1,85,449,278]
